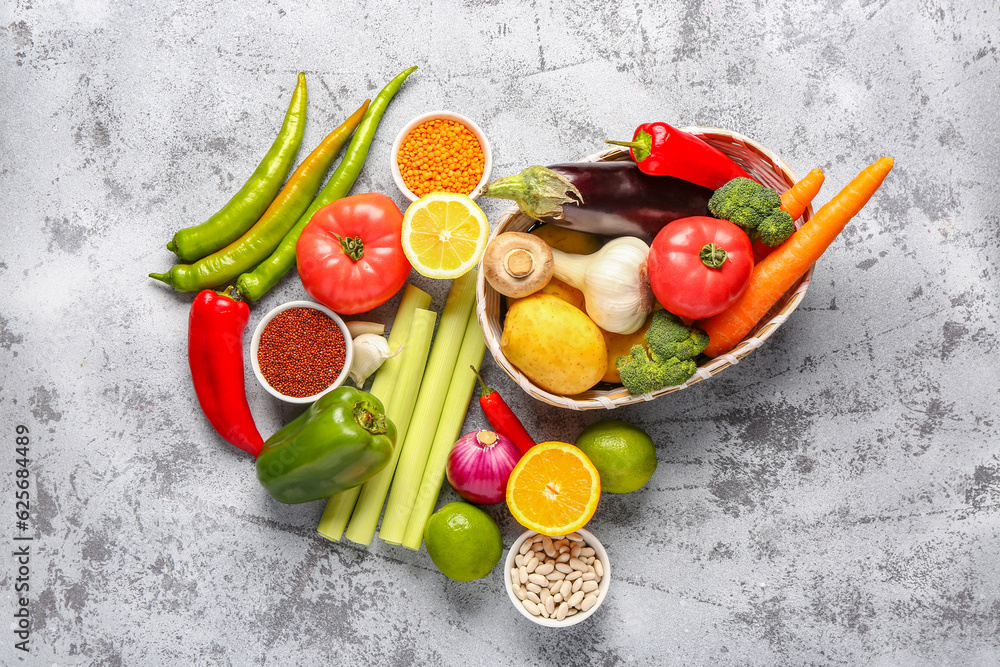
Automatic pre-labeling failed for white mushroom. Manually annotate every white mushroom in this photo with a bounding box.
[482,232,554,299]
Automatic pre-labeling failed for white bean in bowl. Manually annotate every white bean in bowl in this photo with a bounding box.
[502,528,610,627]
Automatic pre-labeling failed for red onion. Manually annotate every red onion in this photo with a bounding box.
[446,430,521,505]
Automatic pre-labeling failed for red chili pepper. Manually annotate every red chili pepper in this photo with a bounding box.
[188,287,263,457]
[470,366,535,456]
[606,122,752,190]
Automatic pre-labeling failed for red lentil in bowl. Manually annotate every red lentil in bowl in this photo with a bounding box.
[397,119,485,198]
[390,111,493,202]
[250,301,354,404]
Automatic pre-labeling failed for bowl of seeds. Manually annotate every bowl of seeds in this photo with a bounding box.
[504,528,610,627]
[250,300,354,404]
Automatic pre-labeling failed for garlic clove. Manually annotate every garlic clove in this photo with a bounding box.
[345,320,386,337]
[349,334,401,387]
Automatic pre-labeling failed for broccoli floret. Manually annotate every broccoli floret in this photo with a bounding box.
[708,177,793,247]
[616,345,696,395]
[708,178,779,233]
[646,310,710,361]
[615,311,709,395]
[757,209,795,247]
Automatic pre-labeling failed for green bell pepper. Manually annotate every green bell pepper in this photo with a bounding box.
[256,386,396,504]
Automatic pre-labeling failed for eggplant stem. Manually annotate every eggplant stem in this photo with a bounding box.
[479,166,583,221]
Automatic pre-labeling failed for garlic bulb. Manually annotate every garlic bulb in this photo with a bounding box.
[349,334,401,387]
[550,237,654,334]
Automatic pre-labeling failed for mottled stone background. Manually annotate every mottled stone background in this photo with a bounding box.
[1,0,999,664]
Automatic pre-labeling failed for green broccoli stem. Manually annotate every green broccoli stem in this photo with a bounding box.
[699,243,728,269]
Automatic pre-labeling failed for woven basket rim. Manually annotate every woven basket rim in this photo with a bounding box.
[475,127,814,410]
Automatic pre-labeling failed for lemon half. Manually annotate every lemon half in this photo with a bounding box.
[401,193,489,279]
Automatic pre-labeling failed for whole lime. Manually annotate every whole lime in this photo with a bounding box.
[424,502,503,582]
[574,420,657,494]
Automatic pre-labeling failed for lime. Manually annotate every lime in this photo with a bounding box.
[424,502,503,582]
[574,420,657,494]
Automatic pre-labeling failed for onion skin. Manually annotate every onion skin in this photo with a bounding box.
[446,430,521,505]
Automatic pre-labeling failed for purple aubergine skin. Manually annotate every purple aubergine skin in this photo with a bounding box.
[479,162,713,243]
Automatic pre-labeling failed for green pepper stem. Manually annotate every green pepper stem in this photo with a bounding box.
[699,243,728,269]
[335,233,365,261]
[148,271,171,285]
[353,400,387,435]
[470,364,494,398]
[605,130,653,162]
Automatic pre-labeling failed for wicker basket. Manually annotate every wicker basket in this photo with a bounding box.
[475,127,814,410]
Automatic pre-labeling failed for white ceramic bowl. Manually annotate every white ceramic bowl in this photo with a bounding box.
[250,300,354,404]
[390,110,493,202]
[503,528,611,627]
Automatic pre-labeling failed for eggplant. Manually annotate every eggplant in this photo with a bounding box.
[479,162,713,243]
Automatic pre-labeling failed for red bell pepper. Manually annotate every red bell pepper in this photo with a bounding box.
[607,122,752,190]
[188,287,263,457]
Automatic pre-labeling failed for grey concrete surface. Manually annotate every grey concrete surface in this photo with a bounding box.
[2,0,999,664]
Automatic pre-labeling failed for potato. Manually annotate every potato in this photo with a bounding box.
[599,314,653,383]
[510,276,585,312]
[501,294,607,396]
[530,224,603,255]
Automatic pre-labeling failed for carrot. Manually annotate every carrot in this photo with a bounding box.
[781,168,825,220]
[700,157,894,357]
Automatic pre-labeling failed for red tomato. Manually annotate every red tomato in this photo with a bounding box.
[751,237,773,264]
[296,193,412,315]
[647,216,753,320]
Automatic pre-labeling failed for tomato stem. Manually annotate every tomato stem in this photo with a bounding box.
[334,233,365,261]
[699,243,728,269]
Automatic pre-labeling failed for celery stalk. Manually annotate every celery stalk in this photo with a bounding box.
[317,285,431,542]
[368,288,432,407]
[401,309,486,550]
[344,308,437,545]
[316,489,361,542]
[379,271,478,544]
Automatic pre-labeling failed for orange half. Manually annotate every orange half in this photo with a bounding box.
[506,441,601,536]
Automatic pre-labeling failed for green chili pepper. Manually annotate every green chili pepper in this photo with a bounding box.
[256,386,397,504]
[149,99,371,292]
[236,66,418,302]
[166,73,308,262]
